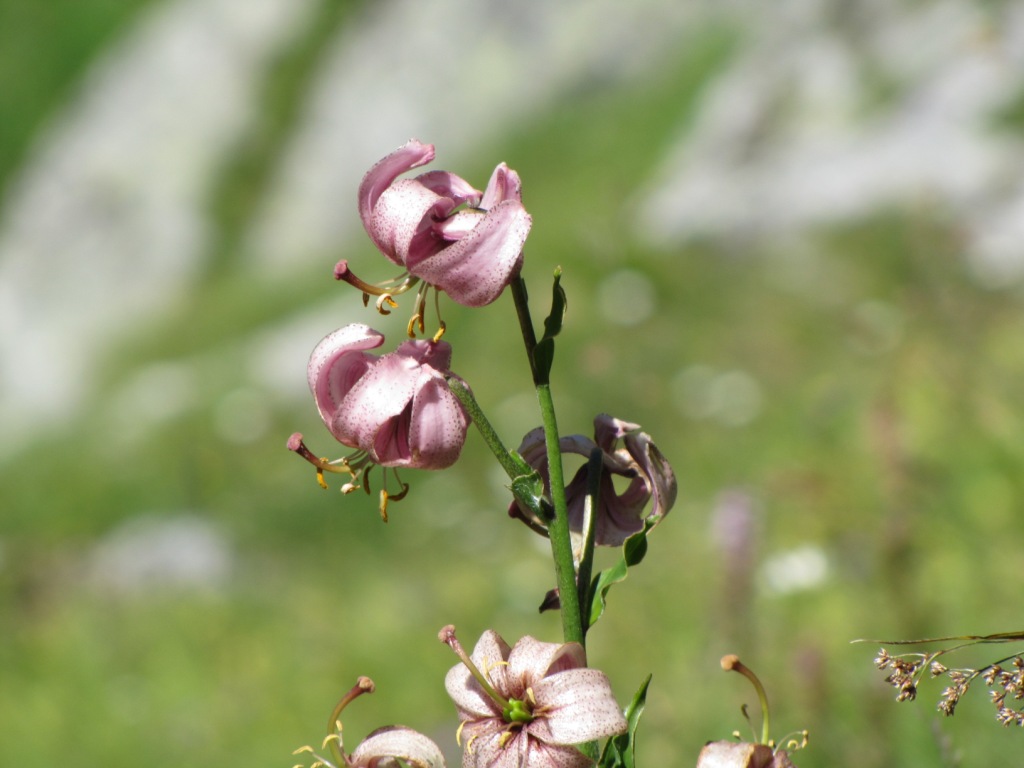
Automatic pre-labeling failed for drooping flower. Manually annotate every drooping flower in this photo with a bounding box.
[511,414,677,547]
[288,323,470,518]
[293,676,446,768]
[345,139,532,310]
[441,625,627,768]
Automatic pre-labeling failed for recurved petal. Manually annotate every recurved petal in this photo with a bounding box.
[479,163,523,210]
[351,725,447,768]
[409,199,531,307]
[404,374,469,470]
[308,324,385,437]
[367,179,453,267]
[625,430,678,520]
[332,343,423,461]
[529,668,627,745]
[358,140,435,224]
[592,413,642,453]
[415,169,481,208]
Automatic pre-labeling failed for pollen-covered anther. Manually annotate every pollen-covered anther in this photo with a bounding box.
[407,312,424,338]
[375,294,398,315]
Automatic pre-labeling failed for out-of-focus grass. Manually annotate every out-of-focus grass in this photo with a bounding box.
[3,4,1024,768]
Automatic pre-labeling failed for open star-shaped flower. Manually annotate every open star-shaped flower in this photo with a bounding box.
[443,627,627,768]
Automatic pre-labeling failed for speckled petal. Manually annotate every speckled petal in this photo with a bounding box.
[307,324,385,444]
[479,163,523,210]
[368,179,454,267]
[529,668,627,744]
[446,630,511,717]
[405,374,470,469]
[351,725,447,768]
[332,339,467,468]
[506,636,587,693]
[463,726,590,768]
[409,199,531,307]
[358,139,435,230]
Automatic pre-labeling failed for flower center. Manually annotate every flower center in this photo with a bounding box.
[502,696,534,724]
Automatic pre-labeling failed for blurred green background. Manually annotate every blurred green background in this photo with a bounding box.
[3,1,1024,766]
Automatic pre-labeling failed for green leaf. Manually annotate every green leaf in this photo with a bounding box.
[533,269,567,381]
[599,674,652,768]
[587,522,652,628]
[510,469,549,521]
[542,268,567,340]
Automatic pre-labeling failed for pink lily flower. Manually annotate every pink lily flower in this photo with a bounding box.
[441,626,627,768]
[357,139,532,307]
[307,323,470,470]
[512,414,677,547]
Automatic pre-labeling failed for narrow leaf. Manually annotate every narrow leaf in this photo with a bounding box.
[599,674,652,768]
[588,523,652,628]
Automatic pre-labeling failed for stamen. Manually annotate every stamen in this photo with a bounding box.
[407,313,423,338]
[321,733,341,750]
[334,260,419,301]
[375,294,398,315]
[378,490,390,523]
[287,434,361,490]
[432,288,446,341]
[438,625,513,711]
[498,730,515,749]
[721,654,772,745]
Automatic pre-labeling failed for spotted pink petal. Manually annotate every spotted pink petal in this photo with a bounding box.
[358,140,435,230]
[351,725,447,768]
[407,199,530,307]
[307,324,385,446]
[529,668,628,744]
[479,163,523,210]
[332,339,468,469]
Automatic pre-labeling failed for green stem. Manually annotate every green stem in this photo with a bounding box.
[447,376,550,522]
[446,377,532,481]
[510,275,584,647]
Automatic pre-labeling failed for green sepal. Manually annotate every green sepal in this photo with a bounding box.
[599,674,652,768]
[532,269,567,381]
[510,468,549,521]
[587,522,652,629]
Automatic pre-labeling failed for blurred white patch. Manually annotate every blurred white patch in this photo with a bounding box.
[760,544,829,595]
[671,365,762,427]
[88,513,232,595]
[596,269,656,326]
[0,0,314,459]
[213,387,271,444]
[636,0,1024,284]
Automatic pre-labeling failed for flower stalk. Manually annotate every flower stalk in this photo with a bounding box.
[510,275,584,647]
